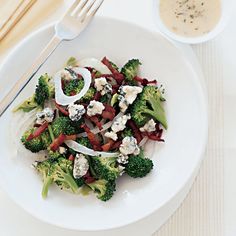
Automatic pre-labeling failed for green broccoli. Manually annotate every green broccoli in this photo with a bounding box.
[130,85,167,129]
[64,79,95,101]
[87,179,116,201]
[75,177,85,188]
[51,157,78,193]
[35,74,55,106]
[90,156,120,181]
[51,116,77,137]
[109,60,119,71]
[121,128,133,139]
[100,94,110,104]
[21,128,51,153]
[76,137,92,148]
[48,150,61,159]
[35,159,54,199]
[13,95,38,112]
[124,151,153,178]
[121,59,141,84]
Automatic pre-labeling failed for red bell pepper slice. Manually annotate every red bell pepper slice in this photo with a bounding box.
[127,120,143,144]
[27,122,49,141]
[50,134,66,151]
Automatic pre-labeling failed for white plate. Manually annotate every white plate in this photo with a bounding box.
[0,16,207,231]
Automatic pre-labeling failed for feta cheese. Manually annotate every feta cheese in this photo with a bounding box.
[104,131,118,141]
[36,107,54,125]
[117,154,129,164]
[118,85,142,112]
[119,136,140,156]
[87,100,105,117]
[60,69,74,81]
[68,103,85,121]
[111,114,131,133]
[94,77,112,95]
[140,119,156,132]
[59,146,67,154]
[73,153,89,179]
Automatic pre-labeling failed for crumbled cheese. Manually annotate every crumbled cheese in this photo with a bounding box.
[118,85,142,112]
[140,119,156,132]
[36,107,54,125]
[87,100,105,117]
[104,131,118,141]
[117,154,129,164]
[94,77,112,95]
[117,164,126,176]
[111,114,131,133]
[60,69,74,81]
[119,136,140,156]
[59,146,67,154]
[68,103,85,121]
[73,154,89,179]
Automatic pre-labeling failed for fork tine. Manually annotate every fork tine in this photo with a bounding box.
[73,0,90,16]
[83,0,104,22]
[80,0,96,20]
[66,0,82,15]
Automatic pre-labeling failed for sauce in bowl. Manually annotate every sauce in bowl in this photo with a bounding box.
[159,0,221,37]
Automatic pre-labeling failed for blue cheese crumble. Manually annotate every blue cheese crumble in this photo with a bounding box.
[68,103,85,121]
[119,136,140,156]
[87,100,105,117]
[73,153,89,179]
[36,107,54,125]
[94,77,112,95]
[139,119,156,132]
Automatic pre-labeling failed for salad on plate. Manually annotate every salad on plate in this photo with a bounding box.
[14,56,167,201]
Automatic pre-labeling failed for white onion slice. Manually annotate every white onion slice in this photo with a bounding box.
[77,112,124,137]
[65,140,119,157]
[139,137,148,147]
[54,67,91,106]
[78,58,111,74]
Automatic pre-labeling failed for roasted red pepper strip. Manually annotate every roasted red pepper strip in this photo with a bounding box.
[110,140,122,150]
[54,101,69,116]
[81,124,101,150]
[101,57,124,84]
[93,91,102,101]
[89,116,103,130]
[50,134,66,151]
[65,134,77,141]
[127,120,143,144]
[101,104,116,120]
[134,76,157,86]
[27,122,48,141]
[83,171,96,184]
[68,154,75,162]
[102,139,115,151]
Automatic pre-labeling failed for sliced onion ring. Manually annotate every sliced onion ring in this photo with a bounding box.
[65,140,119,157]
[54,67,91,106]
[78,58,111,74]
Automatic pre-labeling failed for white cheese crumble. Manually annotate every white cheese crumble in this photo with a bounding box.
[139,119,156,132]
[104,131,118,141]
[117,154,129,164]
[119,136,140,156]
[117,164,126,176]
[87,100,105,117]
[68,103,85,121]
[36,107,54,125]
[59,146,67,154]
[111,114,131,133]
[60,69,74,81]
[94,77,112,95]
[73,153,89,179]
[118,85,142,112]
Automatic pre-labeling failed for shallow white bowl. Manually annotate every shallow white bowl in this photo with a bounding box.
[153,0,233,44]
[0,16,207,231]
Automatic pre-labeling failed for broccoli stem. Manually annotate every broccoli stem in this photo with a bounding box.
[61,172,78,193]
[42,176,53,199]
[48,125,55,142]
[144,97,167,129]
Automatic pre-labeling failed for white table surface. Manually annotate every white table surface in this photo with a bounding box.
[0,0,236,235]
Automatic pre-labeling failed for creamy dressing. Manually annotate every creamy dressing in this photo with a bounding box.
[159,0,221,37]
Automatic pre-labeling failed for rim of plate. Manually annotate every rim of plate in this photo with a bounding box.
[0,16,208,231]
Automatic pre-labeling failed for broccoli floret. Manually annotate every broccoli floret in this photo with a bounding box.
[51,157,78,193]
[100,94,110,104]
[35,159,54,198]
[87,179,116,201]
[131,86,167,129]
[121,59,141,84]
[13,95,38,112]
[124,151,153,178]
[76,137,92,148]
[66,57,78,67]
[48,150,61,159]
[75,177,85,188]
[21,128,51,153]
[64,79,95,101]
[35,74,54,106]
[109,60,119,71]
[121,128,133,138]
[90,157,120,181]
[51,116,77,137]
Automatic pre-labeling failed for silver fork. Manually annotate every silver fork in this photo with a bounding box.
[0,0,104,117]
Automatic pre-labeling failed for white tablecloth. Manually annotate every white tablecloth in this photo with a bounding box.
[0,0,235,235]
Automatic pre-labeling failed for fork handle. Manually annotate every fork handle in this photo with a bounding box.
[0,34,62,117]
